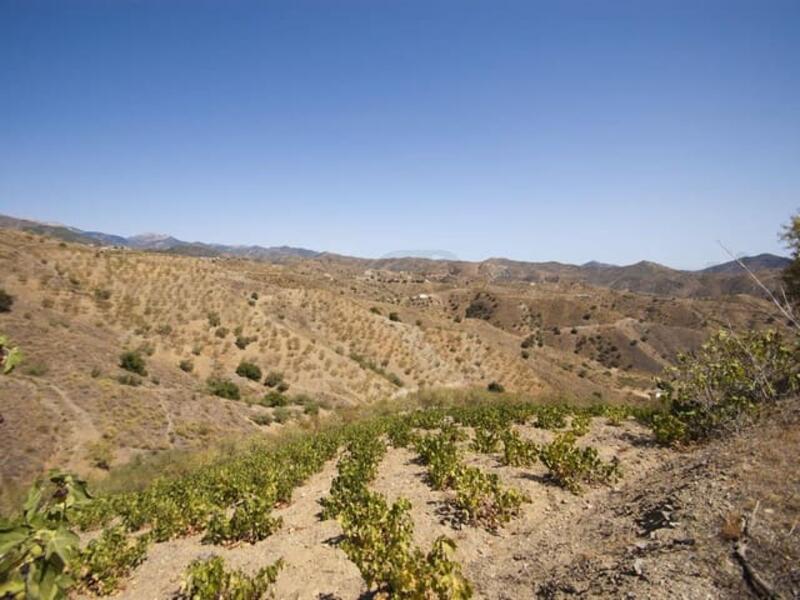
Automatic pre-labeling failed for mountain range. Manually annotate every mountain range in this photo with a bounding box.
[0,213,790,297]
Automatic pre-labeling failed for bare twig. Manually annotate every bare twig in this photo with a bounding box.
[716,241,799,330]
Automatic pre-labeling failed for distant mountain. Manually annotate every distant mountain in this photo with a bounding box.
[0,214,320,261]
[699,253,791,274]
[381,249,460,260]
[0,212,792,297]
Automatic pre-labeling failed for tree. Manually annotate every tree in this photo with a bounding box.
[781,212,800,304]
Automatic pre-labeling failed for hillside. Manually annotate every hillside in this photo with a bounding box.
[0,227,781,505]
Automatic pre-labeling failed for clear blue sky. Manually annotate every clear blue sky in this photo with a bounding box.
[1,0,798,269]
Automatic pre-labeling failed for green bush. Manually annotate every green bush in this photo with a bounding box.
[117,374,142,387]
[652,329,799,444]
[0,289,13,313]
[78,526,150,595]
[236,361,262,381]
[273,407,292,423]
[177,556,283,600]
[539,433,620,493]
[486,381,505,393]
[119,351,147,376]
[261,391,287,407]
[179,359,194,373]
[207,377,240,400]
[207,312,221,327]
[263,371,284,388]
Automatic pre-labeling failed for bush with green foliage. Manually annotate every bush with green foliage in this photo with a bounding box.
[0,334,23,375]
[651,329,799,444]
[177,556,283,600]
[539,433,620,493]
[260,391,287,407]
[0,289,13,313]
[203,494,282,546]
[207,377,240,400]
[119,351,147,376]
[78,526,150,595]
[781,212,800,304]
[235,361,262,381]
[263,371,284,388]
[0,472,90,599]
[207,312,221,328]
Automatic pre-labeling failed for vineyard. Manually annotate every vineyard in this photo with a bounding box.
[1,396,668,599]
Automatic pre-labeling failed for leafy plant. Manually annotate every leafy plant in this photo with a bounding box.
[207,377,240,400]
[177,556,283,600]
[539,433,620,493]
[235,361,262,381]
[119,351,147,376]
[179,359,194,373]
[77,526,149,595]
[0,335,23,375]
[0,289,13,313]
[0,472,90,599]
[203,494,282,546]
[652,330,799,444]
[263,372,284,388]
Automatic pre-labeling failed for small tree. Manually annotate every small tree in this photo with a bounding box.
[236,361,262,381]
[208,377,240,400]
[781,212,800,304]
[0,289,13,313]
[263,372,284,388]
[119,351,147,376]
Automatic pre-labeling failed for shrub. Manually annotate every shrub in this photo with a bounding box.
[0,289,14,312]
[236,361,262,381]
[207,312,221,327]
[388,312,401,322]
[652,329,799,444]
[119,351,147,376]
[215,327,229,338]
[207,377,240,400]
[235,334,255,350]
[78,526,150,595]
[117,374,142,387]
[263,371,284,388]
[486,381,505,393]
[251,414,273,426]
[261,391,287,407]
[273,406,292,423]
[203,494,282,545]
[177,556,283,600]
[539,433,620,493]
[94,288,112,301]
[370,306,382,315]
[179,359,194,373]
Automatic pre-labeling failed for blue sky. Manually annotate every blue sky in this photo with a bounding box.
[1,0,798,269]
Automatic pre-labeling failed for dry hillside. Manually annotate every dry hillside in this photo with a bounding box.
[0,228,780,502]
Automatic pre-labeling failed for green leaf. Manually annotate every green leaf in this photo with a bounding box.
[23,484,43,522]
[44,528,78,563]
[0,525,28,557]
